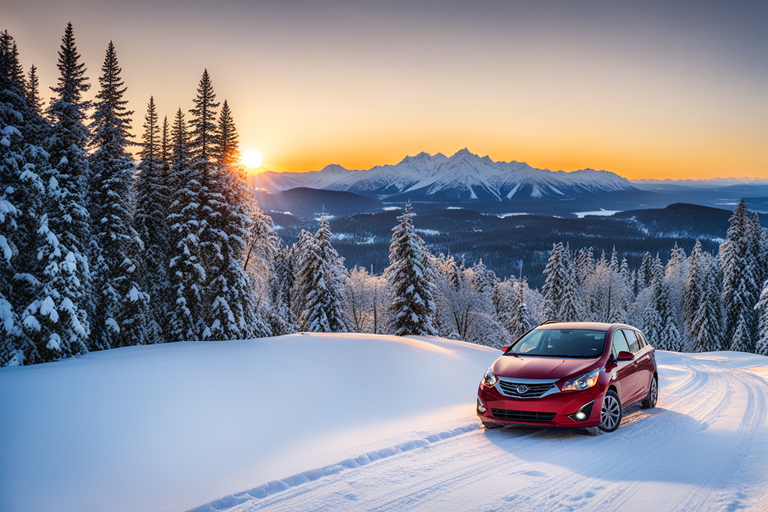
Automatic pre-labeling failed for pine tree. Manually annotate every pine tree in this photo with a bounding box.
[755,278,768,356]
[25,64,42,115]
[386,202,437,336]
[269,245,297,335]
[160,115,170,164]
[471,259,498,295]
[166,108,205,340]
[214,99,239,167]
[637,252,653,292]
[691,254,724,352]
[24,22,93,361]
[721,199,758,352]
[88,41,152,348]
[0,57,47,365]
[0,32,25,91]
[188,69,219,162]
[294,214,347,332]
[684,241,704,339]
[542,243,582,322]
[645,255,683,351]
[203,163,268,340]
[135,97,170,341]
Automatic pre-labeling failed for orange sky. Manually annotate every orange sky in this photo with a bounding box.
[5,0,768,179]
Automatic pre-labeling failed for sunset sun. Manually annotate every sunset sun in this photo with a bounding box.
[241,149,263,169]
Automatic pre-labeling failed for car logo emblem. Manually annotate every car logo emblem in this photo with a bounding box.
[516,385,528,394]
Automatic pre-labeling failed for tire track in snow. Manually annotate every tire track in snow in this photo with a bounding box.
[190,355,768,512]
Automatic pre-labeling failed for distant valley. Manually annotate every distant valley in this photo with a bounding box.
[249,150,768,286]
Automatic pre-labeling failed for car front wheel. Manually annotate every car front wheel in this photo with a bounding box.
[598,390,622,432]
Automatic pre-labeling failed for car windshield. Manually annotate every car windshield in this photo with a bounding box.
[507,329,606,358]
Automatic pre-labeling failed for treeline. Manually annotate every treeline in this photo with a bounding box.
[3,25,768,367]
[535,198,768,354]
[0,25,275,365]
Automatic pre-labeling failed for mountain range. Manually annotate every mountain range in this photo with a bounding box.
[248,149,637,202]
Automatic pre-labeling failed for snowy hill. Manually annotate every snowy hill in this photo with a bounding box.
[255,149,637,202]
[2,334,768,512]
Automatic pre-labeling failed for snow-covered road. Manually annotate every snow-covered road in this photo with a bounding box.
[196,352,768,512]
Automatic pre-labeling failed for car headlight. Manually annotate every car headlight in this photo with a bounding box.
[562,369,600,391]
[482,368,498,387]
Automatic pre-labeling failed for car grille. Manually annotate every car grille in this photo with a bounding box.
[497,380,555,398]
[491,409,557,423]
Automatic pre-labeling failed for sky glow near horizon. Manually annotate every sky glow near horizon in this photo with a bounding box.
[5,0,767,179]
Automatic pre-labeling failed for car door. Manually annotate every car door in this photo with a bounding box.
[609,329,638,405]
[623,329,650,400]
[628,330,655,395]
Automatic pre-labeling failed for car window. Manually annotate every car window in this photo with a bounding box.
[515,330,544,354]
[510,329,606,358]
[636,331,648,348]
[612,330,630,357]
[623,330,641,353]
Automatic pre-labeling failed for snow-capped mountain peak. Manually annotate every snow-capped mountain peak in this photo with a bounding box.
[256,149,637,202]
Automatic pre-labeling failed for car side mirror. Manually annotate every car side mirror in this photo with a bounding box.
[501,345,511,353]
[617,350,635,361]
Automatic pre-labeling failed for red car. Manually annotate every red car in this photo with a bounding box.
[477,321,658,432]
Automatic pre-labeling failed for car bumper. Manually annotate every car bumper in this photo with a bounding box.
[477,383,605,428]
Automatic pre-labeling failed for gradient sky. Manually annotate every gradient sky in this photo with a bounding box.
[5,0,767,178]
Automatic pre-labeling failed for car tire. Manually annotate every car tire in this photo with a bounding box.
[482,422,503,429]
[641,375,658,409]
[598,389,622,433]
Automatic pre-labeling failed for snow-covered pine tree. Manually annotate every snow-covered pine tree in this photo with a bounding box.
[683,241,704,340]
[166,108,206,341]
[664,242,688,344]
[471,259,498,295]
[645,254,683,351]
[88,41,152,348]
[386,202,437,336]
[755,278,768,356]
[291,229,314,323]
[24,22,93,361]
[191,82,267,341]
[134,96,170,340]
[691,253,724,352]
[493,279,527,341]
[0,54,47,365]
[748,212,765,301]
[268,245,297,335]
[542,242,582,322]
[574,247,595,286]
[721,199,758,352]
[299,214,348,333]
[637,252,653,292]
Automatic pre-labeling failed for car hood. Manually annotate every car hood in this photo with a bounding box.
[492,355,599,381]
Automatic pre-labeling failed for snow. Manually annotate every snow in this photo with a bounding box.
[2,337,768,512]
[574,208,622,218]
[382,206,401,211]
[39,296,59,322]
[414,228,442,236]
[0,235,12,262]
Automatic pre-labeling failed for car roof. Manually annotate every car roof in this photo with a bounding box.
[535,321,637,332]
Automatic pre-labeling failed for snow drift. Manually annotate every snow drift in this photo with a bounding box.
[0,333,496,512]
